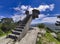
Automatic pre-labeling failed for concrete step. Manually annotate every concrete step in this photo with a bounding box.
[14,29,23,32]
[12,31,21,35]
[12,30,22,33]
[15,28,23,30]
[7,34,18,40]
[20,24,26,26]
[16,26,24,29]
[15,28,20,29]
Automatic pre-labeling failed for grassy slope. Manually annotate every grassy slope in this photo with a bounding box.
[37,37,42,44]
[45,32,60,44]
[0,23,12,37]
[37,28,60,44]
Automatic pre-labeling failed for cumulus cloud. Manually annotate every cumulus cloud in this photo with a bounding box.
[0,16,5,21]
[12,14,26,22]
[37,5,50,11]
[0,16,5,19]
[38,14,47,18]
[41,17,57,23]
[31,17,57,24]
[13,4,55,22]
[21,5,28,10]
[13,7,20,11]
[34,4,54,11]
[49,4,54,11]
[55,14,60,16]
[13,4,54,13]
[35,14,49,20]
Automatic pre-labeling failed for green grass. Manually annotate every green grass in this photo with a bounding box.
[36,32,60,44]
[45,32,60,44]
[0,29,6,37]
[0,28,12,37]
[0,23,13,37]
[36,28,60,44]
[36,37,42,44]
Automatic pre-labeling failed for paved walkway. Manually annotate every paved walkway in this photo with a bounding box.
[15,27,39,44]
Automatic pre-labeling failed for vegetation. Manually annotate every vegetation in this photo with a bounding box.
[36,37,42,44]
[38,23,45,28]
[45,32,60,44]
[57,33,60,41]
[37,23,60,44]
[0,29,5,36]
[0,18,16,37]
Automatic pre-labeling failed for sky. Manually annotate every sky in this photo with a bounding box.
[0,0,60,24]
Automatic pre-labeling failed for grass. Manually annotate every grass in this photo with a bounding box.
[36,37,42,44]
[36,28,60,44]
[0,29,6,37]
[0,28,12,37]
[0,23,13,37]
[45,32,60,44]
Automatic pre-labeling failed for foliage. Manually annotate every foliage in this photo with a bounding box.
[57,33,60,41]
[36,27,60,44]
[38,23,45,28]
[1,18,15,33]
[36,37,42,44]
[45,31,60,44]
[0,29,5,36]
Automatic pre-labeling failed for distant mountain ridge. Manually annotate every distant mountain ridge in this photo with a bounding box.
[31,22,60,32]
[44,22,60,32]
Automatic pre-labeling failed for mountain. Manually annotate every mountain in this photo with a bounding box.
[44,22,60,32]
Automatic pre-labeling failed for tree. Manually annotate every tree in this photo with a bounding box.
[1,18,14,24]
[38,23,45,28]
[1,18,15,33]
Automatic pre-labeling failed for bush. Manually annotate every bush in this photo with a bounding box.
[57,33,60,41]
[0,18,16,36]
[1,23,15,33]
[0,29,5,36]
[38,23,45,28]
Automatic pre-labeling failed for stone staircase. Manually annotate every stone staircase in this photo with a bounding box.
[0,9,40,44]
[6,15,31,41]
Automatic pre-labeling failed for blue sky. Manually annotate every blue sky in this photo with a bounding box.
[0,0,60,24]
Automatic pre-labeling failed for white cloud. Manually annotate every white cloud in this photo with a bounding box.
[12,14,26,22]
[21,5,28,10]
[13,4,55,14]
[36,4,54,11]
[29,4,54,12]
[0,16,5,19]
[41,17,57,23]
[35,14,49,20]
[49,4,54,11]
[13,4,55,22]
[13,7,20,11]
[37,5,50,11]
[55,14,60,16]
[31,16,57,24]
[38,14,46,18]
[0,16,5,21]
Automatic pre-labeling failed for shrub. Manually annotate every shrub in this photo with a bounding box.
[1,18,15,33]
[38,23,45,28]
[57,33,60,41]
[0,29,5,36]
